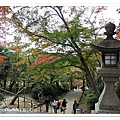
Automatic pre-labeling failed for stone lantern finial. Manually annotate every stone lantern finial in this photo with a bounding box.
[104,22,116,40]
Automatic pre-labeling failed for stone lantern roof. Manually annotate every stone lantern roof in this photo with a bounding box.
[91,22,120,52]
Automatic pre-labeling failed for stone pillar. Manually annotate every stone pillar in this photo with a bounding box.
[95,67,120,114]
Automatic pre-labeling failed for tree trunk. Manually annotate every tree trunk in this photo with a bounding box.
[0,87,33,104]
[9,87,24,105]
[58,9,99,98]
[3,77,7,90]
[9,80,16,91]
[78,51,99,98]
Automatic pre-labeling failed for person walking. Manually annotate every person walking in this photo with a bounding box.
[38,92,43,112]
[53,99,59,113]
[44,96,50,112]
[73,100,79,114]
[58,97,62,112]
[61,99,67,114]
[38,92,43,102]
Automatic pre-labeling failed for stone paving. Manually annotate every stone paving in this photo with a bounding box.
[62,89,82,114]
[0,89,83,114]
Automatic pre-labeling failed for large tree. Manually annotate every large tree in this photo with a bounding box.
[9,6,112,98]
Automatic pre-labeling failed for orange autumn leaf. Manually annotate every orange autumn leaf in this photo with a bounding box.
[115,25,120,40]
[30,55,58,68]
[0,55,7,64]
[36,55,58,63]
[0,6,10,22]
[115,33,120,40]
[0,6,10,41]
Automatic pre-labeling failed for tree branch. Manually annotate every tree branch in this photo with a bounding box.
[59,64,85,71]
[49,6,79,51]
[24,26,73,48]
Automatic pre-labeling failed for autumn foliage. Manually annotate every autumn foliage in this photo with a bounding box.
[30,55,58,68]
[0,6,10,46]
[115,25,120,40]
[0,6,10,21]
[0,55,7,64]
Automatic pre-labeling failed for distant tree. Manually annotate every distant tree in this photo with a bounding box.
[0,47,10,89]
[0,6,11,46]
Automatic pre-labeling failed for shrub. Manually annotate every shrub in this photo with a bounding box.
[62,83,69,91]
[85,88,97,110]
[115,81,120,99]
[31,86,43,99]
[42,84,55,98]
[31,83,69,101]
[97,83,104,94]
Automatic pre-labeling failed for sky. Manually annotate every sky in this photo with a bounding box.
[0,0,119,25]
[103,6,119,25]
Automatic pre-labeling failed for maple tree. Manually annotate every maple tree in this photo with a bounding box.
[0,6,11,46]
[0,6,113,103]
[29,54,60,86]
[30,54,58,68]
[0,6,10,22]
[9,6,112,98]
[0,46,10,89]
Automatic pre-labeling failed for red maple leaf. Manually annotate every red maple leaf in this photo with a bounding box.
[30,55,58,68]
[115,25,120,40]
[0,55,7,64]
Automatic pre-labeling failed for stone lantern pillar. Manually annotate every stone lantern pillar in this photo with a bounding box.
[91,22,120,114]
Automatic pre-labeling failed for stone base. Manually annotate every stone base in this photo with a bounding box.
[91,102,120,114]
[91,110,120,114]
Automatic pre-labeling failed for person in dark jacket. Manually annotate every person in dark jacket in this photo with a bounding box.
[73,100,79,114]
[61,99,67,114]
[44,96,50,112]
[38,92,43,102]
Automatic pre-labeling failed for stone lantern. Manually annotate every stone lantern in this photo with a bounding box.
[91,22,120,114]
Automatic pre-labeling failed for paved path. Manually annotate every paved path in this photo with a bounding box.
[51,89,83,114]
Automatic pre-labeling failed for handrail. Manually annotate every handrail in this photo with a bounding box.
[0,88,35,101]
[0,88,39,111]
